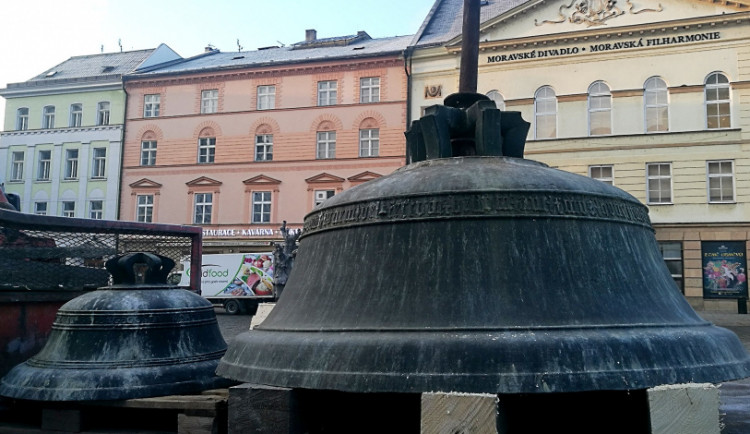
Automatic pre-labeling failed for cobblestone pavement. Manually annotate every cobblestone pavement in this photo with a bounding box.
[216,309,750,433]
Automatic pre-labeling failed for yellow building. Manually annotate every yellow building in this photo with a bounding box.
[409,0,750,311]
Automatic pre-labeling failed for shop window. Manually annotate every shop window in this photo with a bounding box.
[658,242,683,293]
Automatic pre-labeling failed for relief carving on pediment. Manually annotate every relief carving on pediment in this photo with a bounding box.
[535,0,663,27]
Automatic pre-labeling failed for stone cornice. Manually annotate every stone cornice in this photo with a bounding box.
[124,56,403,88]
[0,125,123,138]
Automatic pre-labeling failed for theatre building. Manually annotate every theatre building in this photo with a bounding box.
[409,0,749,310]
[120,31,409,253]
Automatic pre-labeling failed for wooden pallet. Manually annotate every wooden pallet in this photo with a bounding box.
[0,389,228,434]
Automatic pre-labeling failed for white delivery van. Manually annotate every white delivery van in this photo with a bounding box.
[178,253,275,314]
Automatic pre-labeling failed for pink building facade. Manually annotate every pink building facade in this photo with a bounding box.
[121,33,410,252]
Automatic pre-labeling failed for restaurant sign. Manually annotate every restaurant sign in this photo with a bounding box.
[202,227,302,238]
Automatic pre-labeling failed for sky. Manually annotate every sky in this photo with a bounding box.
[0,0,436,123]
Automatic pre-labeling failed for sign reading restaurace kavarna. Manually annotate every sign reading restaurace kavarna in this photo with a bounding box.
[702,241,748,300]
[484,31,721,64]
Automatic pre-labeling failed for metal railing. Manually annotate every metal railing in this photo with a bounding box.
[0,208,202,292]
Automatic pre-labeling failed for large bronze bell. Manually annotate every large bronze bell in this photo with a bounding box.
[218,93,750,395]
[218,0,750,396]
[0,252,231,401]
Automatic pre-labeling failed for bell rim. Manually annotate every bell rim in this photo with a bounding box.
[218,323,750,394]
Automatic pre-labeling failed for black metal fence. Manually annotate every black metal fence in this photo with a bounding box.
[0,208,202,292]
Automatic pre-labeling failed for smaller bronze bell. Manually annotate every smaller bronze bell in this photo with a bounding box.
[0,252,231,401]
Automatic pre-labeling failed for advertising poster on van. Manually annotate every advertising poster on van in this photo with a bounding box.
[182,253,274,297]
[702,241,748,299]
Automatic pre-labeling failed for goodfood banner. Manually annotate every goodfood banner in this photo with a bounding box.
[702,241,748,299]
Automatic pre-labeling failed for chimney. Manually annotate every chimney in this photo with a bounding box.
[306,29,317,42]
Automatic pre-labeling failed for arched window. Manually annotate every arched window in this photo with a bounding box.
[588,81,611,136]
[644,77,668,133]
[486,90,505,111]
[534,86,556,139]
[705,72,730,129]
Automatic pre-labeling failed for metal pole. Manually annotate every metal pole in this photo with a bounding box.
[459,0,480,93]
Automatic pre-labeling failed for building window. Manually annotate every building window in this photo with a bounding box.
[144,94,160,117]
[34,202,48,216]
[16,108,29,131]
[316,131,336,159]
[588,81,611,136]
[254,134,273,162]
[201,89,218,114]
[90,200,103,219]
[359,77,380,103]
[658,242,684,293]
[359,128,379,157]
[97,102,110,125]
[534,86,556,139]
[257,85,276,110]
[37,150,51,181]
[705,72,730,129]
[42,105,55,129]
[317,80,337,106]
[136,195,154,222]
[486,90,505,110]
[10,151,24,181]
[193,193,213,224]
[64,149,79,179]
[314,189,335,207]
[646,163,672,204]
[198,137,216,164]
[69,103,82,127]
[707,160,734,203]
[252,191,271,223]
[62,201,76,218]
[141,141,157,166]
[92,148,106,178]
[644,77,668,133]
[588,165,613,185]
